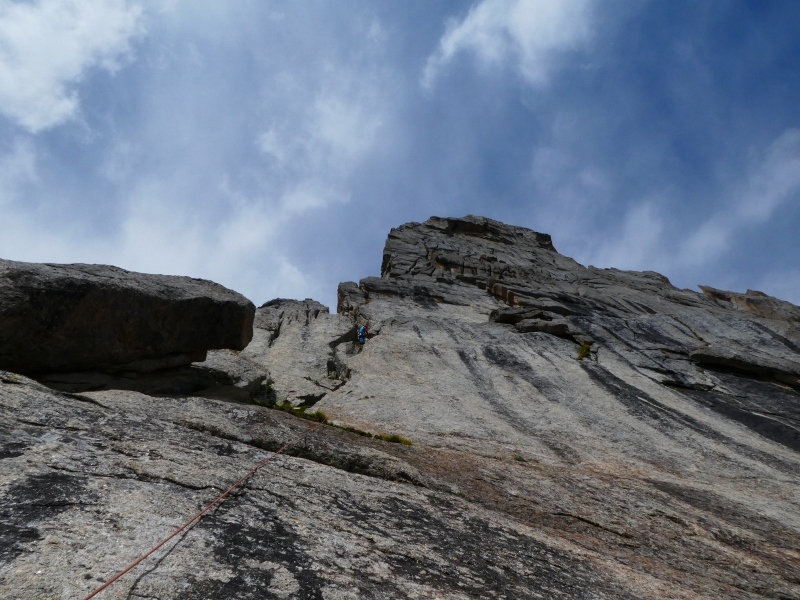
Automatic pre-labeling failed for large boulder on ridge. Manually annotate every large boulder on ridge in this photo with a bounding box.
[0,260,255,374]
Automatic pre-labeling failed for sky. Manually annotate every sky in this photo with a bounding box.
[1,0,799,311]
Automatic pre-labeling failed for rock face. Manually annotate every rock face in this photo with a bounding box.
[0,260,255,374]
[333,215,800,440]
[1,216,799,599]
[241,299,354,407]
[0,377,636,600]
[324,216,800,597]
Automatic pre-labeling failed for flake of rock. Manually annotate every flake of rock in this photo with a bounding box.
[0,259,255,374]
[700,285,800,322]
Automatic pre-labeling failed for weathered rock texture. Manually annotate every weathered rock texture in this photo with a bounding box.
[1,376,642,600]
[1,216,799,599]
[241,299,354,407]
[323,216,800,597]
[0,260,255,374]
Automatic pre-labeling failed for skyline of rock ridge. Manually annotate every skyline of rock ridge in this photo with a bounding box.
[1,214,799,599]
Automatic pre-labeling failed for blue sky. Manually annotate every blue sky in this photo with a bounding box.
[1,0,799,311]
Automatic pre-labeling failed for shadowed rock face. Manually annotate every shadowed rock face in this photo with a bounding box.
[1,216,799,599]
[0,260,255,374]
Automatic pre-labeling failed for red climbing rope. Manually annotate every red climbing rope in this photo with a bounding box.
[82,422,324,600]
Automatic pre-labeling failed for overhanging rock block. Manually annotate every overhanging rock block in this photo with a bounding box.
[0,259,255,374]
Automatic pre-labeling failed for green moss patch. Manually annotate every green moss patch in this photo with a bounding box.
[374,433,413,446]
[576,343,592,361]
[271,403,412,445]
[274,402,328,423]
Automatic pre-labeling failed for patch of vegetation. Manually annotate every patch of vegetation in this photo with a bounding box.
[576,343,592,361]
[274,402,328,423]
[512,454,540,466]
[330,424,370,438]
[271,402,412,444]
[374,433,413,446]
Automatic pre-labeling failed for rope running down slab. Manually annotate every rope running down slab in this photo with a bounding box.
[82,422,324,600]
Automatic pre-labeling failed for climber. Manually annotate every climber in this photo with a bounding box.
[356,323,368,345]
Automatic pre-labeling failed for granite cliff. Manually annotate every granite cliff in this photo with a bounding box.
[1,216,798,599]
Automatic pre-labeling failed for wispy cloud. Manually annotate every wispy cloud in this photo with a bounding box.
[258,67,387,218]
[0,138,111,261]
[577,129,800,300]
[757,268,800,304]
[0,3,394,308]
[678,128,800,266]
[585,201,666,272]
[1,2,798,311]
[0,0,143,132]
[0,137,37,190]
[422,0,593,89]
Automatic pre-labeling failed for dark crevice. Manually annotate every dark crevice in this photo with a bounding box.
[551,512,633,538]
[44,461,219,492]
[175,420,427,488]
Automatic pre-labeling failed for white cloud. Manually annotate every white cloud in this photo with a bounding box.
[568,129,800,297]
[757,269,800,305]
[678,220,730,267]
[314,90,382,165]
[255,63,387,220]
[260,71,385,172]
[0,139,314,305]
[0,139,113,262]
[739,129,800,221]
[530,143,615,257]
[0,138,37,194]
[1,4,393,312]
[257,128,286,164]
[0,0,143,132]
[423,0,593,88]
[279,184,348,217]
[679,128,800,265]
[112,184,325,305]
[584,201,665,271]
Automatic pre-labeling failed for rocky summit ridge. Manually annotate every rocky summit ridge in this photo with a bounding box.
[1,215,799,599]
